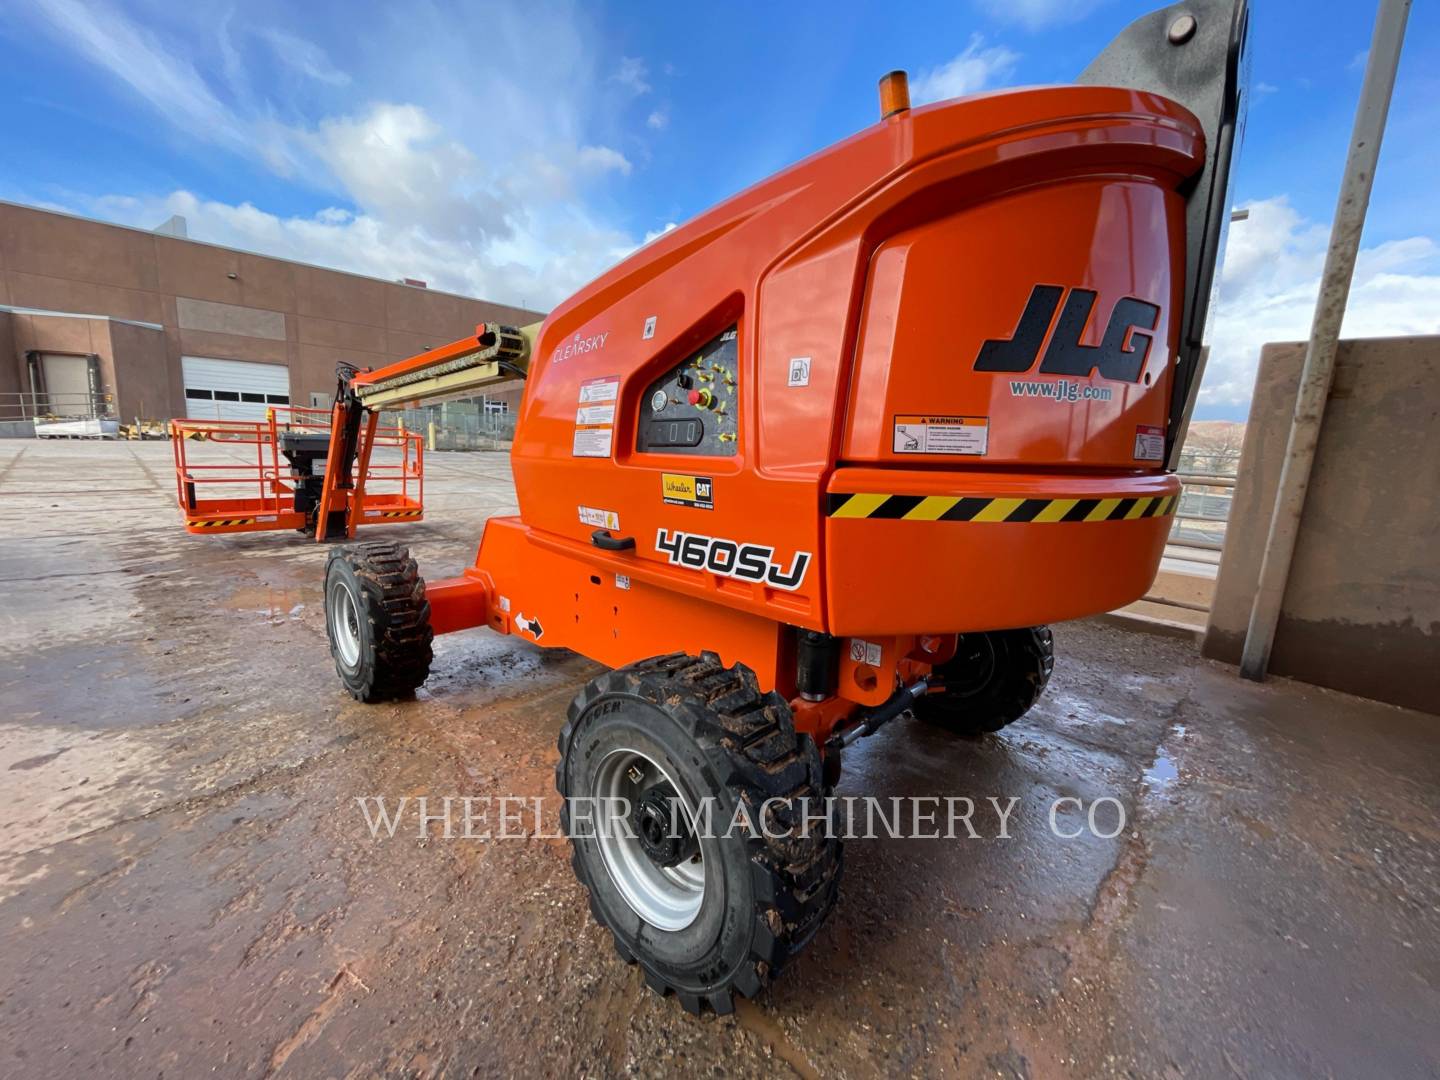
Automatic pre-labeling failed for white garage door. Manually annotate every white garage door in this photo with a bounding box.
[182,357,290,422]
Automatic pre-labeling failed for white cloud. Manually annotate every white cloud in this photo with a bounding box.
[258,28,351,87]
[217,9,246,101]
[576,145,633,175]
[1200,195,1440,409]
[26,0,251,153]
[16,0,656,309]
[310,104,501,240]
[911,35,1020,104]
[974,0,1105,32]
[643,222,677,244]
[88,189,635,313]
[646,109,668,131]
[612,56,651,96]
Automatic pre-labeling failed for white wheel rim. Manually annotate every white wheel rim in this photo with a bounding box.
[328,579,362,669]
[594,747,706,931]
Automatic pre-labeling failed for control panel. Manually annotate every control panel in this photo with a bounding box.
[636,325,739,456]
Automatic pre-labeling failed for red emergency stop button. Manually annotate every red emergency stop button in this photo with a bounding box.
[688,388,714,409]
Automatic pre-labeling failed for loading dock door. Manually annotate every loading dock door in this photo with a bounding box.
[182,357,290,422]
[39,353,95,416]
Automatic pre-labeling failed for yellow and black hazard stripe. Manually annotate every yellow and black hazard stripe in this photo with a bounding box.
[377,509,423,518]
[189,517,258,528]
[826,493,1178,523]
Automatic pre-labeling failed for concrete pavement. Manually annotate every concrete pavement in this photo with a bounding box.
[1,439,1435,1078]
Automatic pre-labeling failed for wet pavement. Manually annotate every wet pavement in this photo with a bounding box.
[1,439,1436,1079]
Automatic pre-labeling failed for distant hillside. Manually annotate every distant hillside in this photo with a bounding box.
[1182,421,1246,474]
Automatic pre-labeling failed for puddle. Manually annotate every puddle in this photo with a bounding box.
[419,633,581,700]
[224,587,307,623]
[1061,700,1133,728]
[1142,724,1187,793]
[1143,749,1179,790]
[224,586,305,611]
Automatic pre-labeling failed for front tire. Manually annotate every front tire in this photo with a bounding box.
[916,626,1054,735]
[324,540,433,702]
[557,653,841,1015]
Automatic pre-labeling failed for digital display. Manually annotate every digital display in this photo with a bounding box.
[646,419,704,448]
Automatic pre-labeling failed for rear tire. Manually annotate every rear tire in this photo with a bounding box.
[916,627,1054,735]
[557,653,841,1015]
[324,540,433,702]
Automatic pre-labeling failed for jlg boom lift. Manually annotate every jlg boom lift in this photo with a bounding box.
[322,0,1248,1014]
[168,329,533,539]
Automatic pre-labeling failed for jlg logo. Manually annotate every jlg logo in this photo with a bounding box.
[974,285,1160,383]
[655,529,811,592]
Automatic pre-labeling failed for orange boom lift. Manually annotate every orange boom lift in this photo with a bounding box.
[322,1,1248,1014]
[168,327,530,539]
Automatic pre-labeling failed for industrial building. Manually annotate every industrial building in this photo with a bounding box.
[0,201,536,429]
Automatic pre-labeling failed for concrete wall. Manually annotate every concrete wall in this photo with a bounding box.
[0,201,540,418]
[1203,337,1440,714]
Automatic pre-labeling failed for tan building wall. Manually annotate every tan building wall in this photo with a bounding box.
[3,310,168,420]
[108,318,171,418]
[0,311,16,398]
[478,383,524,411]
[0,201,540,420]
[1203,336,1440,714]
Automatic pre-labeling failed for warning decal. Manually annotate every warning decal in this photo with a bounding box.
[578,505,620,530]
[572,429,613,457]
[893,415,988,456]
[574,376,619,457]
[848,638,883,666]
[1133,424,1164,462]
[578,377,619,404]
[576,404,615,426]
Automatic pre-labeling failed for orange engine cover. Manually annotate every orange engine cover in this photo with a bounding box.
[506,85,1204,638]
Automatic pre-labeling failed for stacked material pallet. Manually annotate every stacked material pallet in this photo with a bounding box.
[33,417,121,439]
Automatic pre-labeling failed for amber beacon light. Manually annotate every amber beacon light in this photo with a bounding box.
[878,69,910,119]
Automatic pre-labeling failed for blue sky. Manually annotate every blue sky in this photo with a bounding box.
[2,0,1436,420]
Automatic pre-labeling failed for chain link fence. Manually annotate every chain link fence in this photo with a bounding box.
[379,401,517,451]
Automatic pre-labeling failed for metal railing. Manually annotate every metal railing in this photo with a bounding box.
[1167,446,1239,554]
[0,391,115,421]
[168,407,423,526]
[1169,471,1234,552]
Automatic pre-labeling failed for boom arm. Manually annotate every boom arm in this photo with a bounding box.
[349,322,538,409]
[300,321,538,541]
